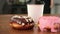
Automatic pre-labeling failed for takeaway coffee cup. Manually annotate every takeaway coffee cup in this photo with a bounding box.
[27,4,44,24]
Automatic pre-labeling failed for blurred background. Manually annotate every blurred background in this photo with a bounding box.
[51,0,60,15]
[0,0,60,14]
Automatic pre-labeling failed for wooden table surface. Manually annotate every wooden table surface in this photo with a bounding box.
[0,14,60,34]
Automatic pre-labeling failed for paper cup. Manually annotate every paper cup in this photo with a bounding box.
[27,4,44,24]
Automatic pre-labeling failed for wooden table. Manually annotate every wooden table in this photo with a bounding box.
[0,14,60,34]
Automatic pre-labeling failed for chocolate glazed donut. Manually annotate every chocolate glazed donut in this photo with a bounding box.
[10,15,34,30]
